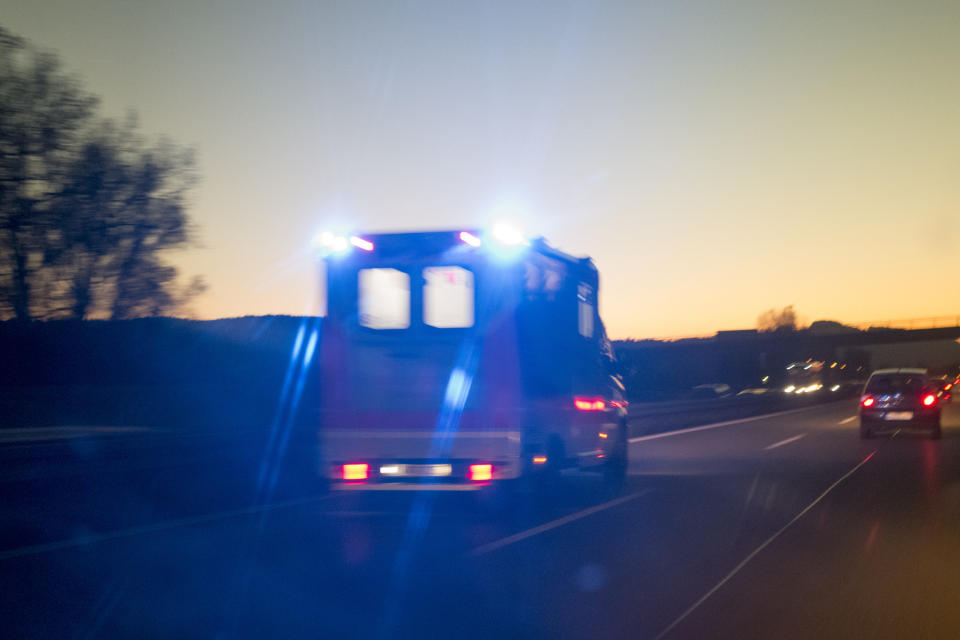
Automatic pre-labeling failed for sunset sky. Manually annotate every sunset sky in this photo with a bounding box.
[3,0,958,338]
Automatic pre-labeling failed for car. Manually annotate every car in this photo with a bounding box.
[737,387,770,396]
[691,383,732,399]
[859,368,942,439]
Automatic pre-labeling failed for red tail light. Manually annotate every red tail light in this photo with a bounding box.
[342,463,369,481]
[468,464,493,482]
[574,397,606,411]
[922,394,936,407]
[861,396,875,408]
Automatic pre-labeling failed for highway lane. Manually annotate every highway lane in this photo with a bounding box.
[670,408,960,639]
[1,399,958,638]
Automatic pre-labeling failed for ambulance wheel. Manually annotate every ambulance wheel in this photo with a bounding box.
[602,422,628,491]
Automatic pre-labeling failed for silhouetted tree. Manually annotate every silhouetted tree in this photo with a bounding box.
[757,305,798,332]
[0,26,97,320]
[0,25,203,321]
[53,118,203,319]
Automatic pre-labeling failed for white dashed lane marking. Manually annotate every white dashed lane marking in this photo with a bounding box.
[764,433,807,450]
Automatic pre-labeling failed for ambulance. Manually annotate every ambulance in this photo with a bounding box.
[316,226,628,490]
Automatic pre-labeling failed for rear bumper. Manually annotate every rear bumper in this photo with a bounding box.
[325,459,523,483]
[860,409,940,427]
[320,429,525,484]
[333,482,484,492]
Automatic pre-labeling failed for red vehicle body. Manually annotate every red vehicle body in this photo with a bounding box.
[317,229,628,489]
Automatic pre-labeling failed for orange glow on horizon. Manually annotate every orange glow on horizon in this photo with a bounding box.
[14,2,955,339]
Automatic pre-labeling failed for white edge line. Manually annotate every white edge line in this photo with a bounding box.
[763,433,807,450]
[839,415,858,424]
[651,448,882,640]
[469,489,653,557]
[629,404,830,444]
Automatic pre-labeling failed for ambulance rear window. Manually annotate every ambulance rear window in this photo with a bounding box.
[423,266,474,328]
[358,268,410,329]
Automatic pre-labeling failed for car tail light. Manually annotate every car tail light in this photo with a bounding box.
[342,463,369,481]
[574,397,606,411]
[861,396,875,408]
[922,394,936,407]
[468,464,493,482]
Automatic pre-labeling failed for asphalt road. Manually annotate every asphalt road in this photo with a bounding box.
[1,399,958,639]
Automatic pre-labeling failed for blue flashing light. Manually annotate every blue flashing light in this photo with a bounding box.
[491,222,529,246]
[484,222,530,261]
[312,231,351,256]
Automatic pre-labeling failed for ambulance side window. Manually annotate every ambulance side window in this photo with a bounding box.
[578,283,594,338]
[358,268,410,329]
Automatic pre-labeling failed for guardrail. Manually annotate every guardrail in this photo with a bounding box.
[626,389,858,439]
[848,315,960,331]
[1,389,861,486]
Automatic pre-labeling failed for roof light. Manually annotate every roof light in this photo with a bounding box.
[342,463,369,481]
[574,397,606,411]
[532,455,548,465]
[468,464,493,482]
[491,222,529,246]
[313,231,350,255]
[349,235,374,251]
[459,231,482,247]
